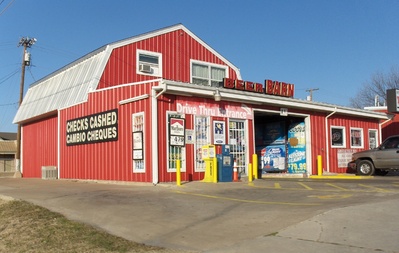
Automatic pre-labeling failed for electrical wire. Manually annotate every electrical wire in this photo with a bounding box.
[0,0,16,16]
[0,68,19,86]
[27,66,36,82]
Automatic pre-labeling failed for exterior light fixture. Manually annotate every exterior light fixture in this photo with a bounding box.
[214,88,221,101]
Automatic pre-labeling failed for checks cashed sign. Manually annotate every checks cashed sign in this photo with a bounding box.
[66,109,118,146]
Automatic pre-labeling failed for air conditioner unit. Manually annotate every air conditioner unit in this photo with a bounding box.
[41,166,58,180]
[139,64,152,73]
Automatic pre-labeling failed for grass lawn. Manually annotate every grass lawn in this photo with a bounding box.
[0,199,183,253]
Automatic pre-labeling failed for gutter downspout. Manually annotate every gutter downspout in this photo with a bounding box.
[325,108,337,173]
[151,82,167,185]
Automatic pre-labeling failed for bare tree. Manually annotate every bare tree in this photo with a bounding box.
[350,66,399,108]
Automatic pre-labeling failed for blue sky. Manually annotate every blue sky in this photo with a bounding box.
[1,0,398,132]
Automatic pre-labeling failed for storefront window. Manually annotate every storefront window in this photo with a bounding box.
[350,128,364,148]
[331,126,346,148]
[368,129,378,149]
[132,112,145,173]
[194,116,210,172]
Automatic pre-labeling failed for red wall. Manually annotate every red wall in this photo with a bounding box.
[98,28,239,89]
[327,115,381,173]
[59,82,156,182]
[22,116,58,178]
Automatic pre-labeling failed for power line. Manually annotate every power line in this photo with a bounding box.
[0,101,18,107]
[0,0,16,16]
[0,67,19,85]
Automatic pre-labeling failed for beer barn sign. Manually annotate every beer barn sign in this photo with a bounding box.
[223,78,294,98]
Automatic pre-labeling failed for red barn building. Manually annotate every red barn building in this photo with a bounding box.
[14,24,390,183]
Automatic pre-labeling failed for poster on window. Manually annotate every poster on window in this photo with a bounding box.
[331,128,344,147]
[132,131,143,160]
[169,118,185,146]
[213,120,225,144]
[287,122,306,173]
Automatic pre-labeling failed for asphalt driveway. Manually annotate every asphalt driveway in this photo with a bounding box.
[0,177,398,252]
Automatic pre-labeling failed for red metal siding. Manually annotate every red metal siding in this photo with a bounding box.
[309,113,328,175]
[22,116,58,178]
[327,115,381,173]
[60,82,157,182]
[98,29,239,89]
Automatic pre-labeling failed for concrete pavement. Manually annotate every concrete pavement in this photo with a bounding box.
[0,178,398,253]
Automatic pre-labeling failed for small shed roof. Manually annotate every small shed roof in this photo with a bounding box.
[0,132,17,141]
[0,141,16,154]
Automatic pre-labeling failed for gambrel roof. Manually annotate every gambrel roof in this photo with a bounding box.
[13,24,241,124]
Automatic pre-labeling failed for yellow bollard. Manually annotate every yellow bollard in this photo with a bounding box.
[252,154,258,179]
[317,155,322,176]
[176,159,181,186]
[248,163,253,182]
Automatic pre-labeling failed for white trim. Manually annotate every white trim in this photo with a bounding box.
[119,94,149,105]
[136,49,163,77]
[96,79,162,93]
[350,127,364,149]
[304,116,312,176]
[162,79,389,120]
[57,109,61,179]
[151,88,159,185]
[331,126,346,148]
[325,110,337,173]
[132,112,146,173]
[368,129,379,149]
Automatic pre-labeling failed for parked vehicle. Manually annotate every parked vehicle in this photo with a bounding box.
[349,135,399,176]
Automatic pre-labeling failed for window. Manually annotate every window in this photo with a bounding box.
[350,128,363,148]
[331,126,346,148]
[381,136,399,149]
[368,129,378,149]
[137,50,162,77]
[132,112,145,173]
[191,60,227,87]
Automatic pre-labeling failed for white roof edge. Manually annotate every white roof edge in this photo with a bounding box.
[162,80,389,120]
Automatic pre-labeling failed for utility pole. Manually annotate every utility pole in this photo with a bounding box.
[306,88,319,101]
[15,37,36,178]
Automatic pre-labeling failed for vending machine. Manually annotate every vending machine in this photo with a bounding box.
[217,145,233,182]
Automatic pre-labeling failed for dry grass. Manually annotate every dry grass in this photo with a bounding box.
[0,199,180,253]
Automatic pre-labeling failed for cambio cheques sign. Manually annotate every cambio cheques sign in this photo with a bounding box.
[66,109,118,146]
